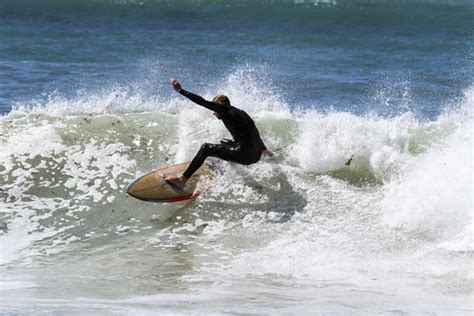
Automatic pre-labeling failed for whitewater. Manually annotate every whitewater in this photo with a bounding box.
[0,71,472,313]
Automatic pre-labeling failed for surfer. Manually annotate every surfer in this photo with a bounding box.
[165,78,273,189]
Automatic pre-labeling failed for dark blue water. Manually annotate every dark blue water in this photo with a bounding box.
[1,0,472,118]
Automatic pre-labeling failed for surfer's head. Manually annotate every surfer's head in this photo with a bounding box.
[212,94,230,106]
[212,94,229,120]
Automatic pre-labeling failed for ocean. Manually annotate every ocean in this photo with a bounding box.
[0,0,472,314]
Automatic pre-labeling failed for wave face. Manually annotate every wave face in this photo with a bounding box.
[0,67,472,312]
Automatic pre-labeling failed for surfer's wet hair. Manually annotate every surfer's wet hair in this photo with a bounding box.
[212,94,230,106]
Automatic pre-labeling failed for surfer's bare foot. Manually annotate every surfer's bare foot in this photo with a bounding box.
[165,174,188,190]
[191,190,201,199]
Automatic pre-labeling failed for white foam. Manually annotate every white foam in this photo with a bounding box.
[381,104,473,242]
[291,110,422,181]
[9,85,174,116]
[0,115,138,265]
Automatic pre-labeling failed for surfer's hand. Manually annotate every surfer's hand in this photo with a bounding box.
[262,149,274,157]
[170,78,182,92]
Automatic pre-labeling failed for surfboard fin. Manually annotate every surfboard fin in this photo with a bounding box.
[165,177,186,190]
[345,154,355,166]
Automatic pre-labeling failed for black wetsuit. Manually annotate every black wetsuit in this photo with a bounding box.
[179,89,267,179]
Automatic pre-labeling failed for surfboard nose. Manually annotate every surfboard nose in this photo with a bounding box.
[125,180,134,195]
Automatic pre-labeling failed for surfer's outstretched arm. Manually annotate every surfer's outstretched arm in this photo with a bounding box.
[170,78,220,112]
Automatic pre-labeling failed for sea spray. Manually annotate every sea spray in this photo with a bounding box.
[381,90,473,245]
[1,73,472,314]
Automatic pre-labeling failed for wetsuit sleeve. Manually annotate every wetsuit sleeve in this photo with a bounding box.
[179,89,221,112]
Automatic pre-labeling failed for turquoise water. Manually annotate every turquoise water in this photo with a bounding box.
[0,0,473,314]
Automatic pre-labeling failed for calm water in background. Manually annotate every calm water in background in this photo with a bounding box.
[0,0,473,314]
[1,0,472,116]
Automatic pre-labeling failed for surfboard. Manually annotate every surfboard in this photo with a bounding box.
[126,161,215,203]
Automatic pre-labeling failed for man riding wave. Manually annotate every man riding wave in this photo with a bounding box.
[165,78,273,189]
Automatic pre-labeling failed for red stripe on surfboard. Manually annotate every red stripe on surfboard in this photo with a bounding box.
[165,191,201,203]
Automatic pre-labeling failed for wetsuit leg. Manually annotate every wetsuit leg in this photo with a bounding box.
[183,143,253,179]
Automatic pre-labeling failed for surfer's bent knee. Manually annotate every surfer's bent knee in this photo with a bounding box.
[200,143,213,153]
